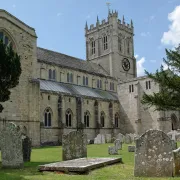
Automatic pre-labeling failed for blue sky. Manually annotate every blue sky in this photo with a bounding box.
[1,0,180,76]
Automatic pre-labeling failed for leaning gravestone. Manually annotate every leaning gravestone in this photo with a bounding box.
[134,129,173,177]
[108,146,118,155]
[114,139,122,150]
[116,133,124,143]
[124,134,132,144]
[94,134,105,144]
[22,135,32,162]
[62,131,87,161]
[0,123,24,168]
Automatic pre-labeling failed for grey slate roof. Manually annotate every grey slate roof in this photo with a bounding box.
[37,47,114,78]
[40,79,119,101]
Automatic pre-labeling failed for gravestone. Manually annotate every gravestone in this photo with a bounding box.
[114,139,122,150]
[108,146,118,155]
[105,134,112,143]
[22,135,32,162]
[173,147,180,176]
[0,123,24,168]
[134,129,173,177]
[116,133,124,143]
[128,145,135,152]
[62,131,87,161]
[171,140,177,150]
[124,134,132,144]
[94,134,105,144]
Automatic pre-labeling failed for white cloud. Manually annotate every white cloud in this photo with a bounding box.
[161,5,180,47]
[57,13,63,17]
[161,62,169,70]
[140,32,150,37]
[136,55,146,76]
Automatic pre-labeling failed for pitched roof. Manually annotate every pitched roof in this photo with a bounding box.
[40,79,118,101]
[37,47,114,79]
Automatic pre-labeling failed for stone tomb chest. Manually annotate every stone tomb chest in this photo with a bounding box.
[62,131,87,161]
[134,129,173,177]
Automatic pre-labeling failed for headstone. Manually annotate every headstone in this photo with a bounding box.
[114,139,122,150]
[129,133,136,142]
[173,147,180,176]
[0,123,24,168]
[94,134,105,144]
[128,145,135,152]
[116,133,124,143]
[105,134,112,143]
[134,129,173,177]
[124,134,132,144]
[108,146,118,155]
[134,135,140,142]
[22,135,32,162]
[171,140,177,150]
[62,131,87,161]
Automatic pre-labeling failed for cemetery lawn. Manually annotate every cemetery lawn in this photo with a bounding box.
[0,143,179,180]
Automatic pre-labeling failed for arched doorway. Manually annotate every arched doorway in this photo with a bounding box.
[171,114,179,130]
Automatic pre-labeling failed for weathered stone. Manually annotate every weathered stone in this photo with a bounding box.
[171,140,177,150]
[116,133,124,143]
[39,157,122,174]
[114,139,122,150]
[173,147,180,176]
[0,123,24,168]
[94,134,105,144]
[134,129,173,177]
[124,134,132,144]
[22,135,32,162]
[62,131,87,161]
[108,146,118,155]
[105,134,112,143]
[128,145,135,152]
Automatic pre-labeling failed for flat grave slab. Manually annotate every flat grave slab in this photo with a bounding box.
[39,157,122,174]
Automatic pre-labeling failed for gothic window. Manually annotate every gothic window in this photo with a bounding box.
[0,31,13,47]
[115,113,119,128]
[127,40,130,54]
[44,108,52,127]
[52,70,56,80]
[70,73,73,83]
[110,82,115,91]
[49,69,52,79]
[103,35,108,50]
[129,84,134,93]
[97,79,102,88]
[118,37,122,52]
[97,79,100,88]
[100,111,105,127]
[66,109,72,127]
[86,77,88,86]
[146,81,151,90]
[67,73,73,83]
[91,40,95,55]
[84,111,90,127]
[83,76,85,85]
[67,73,69,82]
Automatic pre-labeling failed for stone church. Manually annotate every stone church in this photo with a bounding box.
[0,9,179,146]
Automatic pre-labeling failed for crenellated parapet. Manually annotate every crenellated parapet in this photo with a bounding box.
[85,10,133,35]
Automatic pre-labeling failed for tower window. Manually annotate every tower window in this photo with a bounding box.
[103,35,108,50]
[129,84,134,93]
[84,111,90,127]
[127,40,130,54]
[91,40,95,55]
[146,81,151,90]
[44,108,52,127]
[118,37,122,52]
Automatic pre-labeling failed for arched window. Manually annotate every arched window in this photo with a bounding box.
[44,108,52,127]
[84,111,90,127]
[103,35,108,50]
[100,80,102,89]
[0,31,13,47]
[91,40,95,55]
[86,77,88,86]
[49,69,52,80]
[52,70,56,80]
[127,40,130,54]
[100,111,105,127]
[70,73,73,83]
[97,79,100,88]
[67,72,69,82]
[83,76,85,85]
[115,113,119,128]
[118,37,122,52]
[66,109,72,127]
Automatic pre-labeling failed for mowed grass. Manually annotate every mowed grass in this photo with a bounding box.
[0,143,179,180]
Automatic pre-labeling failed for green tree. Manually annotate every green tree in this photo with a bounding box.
[142,46,180,111]
[0,40,21,113]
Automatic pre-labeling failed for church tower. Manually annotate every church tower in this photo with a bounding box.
[85,10,137,80]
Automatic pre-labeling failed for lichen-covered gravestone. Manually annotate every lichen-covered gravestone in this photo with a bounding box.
[108,146,118,155]
[124,134,132,144]
[116,133,124,143]
[128,145,135,152]
[0,123,24,168]
[114,139,122,150]
[105,134,112,143]
[22,135,32,162]
[62,131,87,161]
[134,129,173,177]
[173,147,180,176]
[94,134,105,144]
